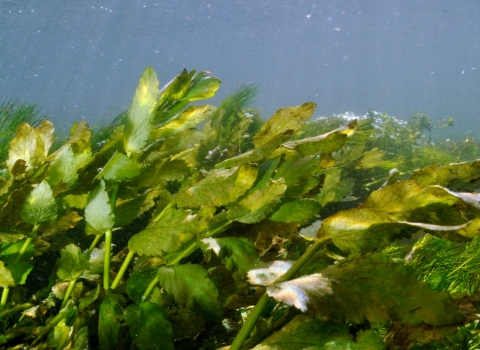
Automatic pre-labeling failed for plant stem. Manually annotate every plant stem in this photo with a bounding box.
[0,302,34,321]
[151,202,173,225]
[142,276,159,301]
[167,241,198,266]
[104,229,113,290]
[103,182,120,290]
[111,250,135,290]
[229,293,271,350]
[229,237,330,350]
[86,233,103,257]
[61,279,77,309]
[0,288,10,313]
[109,182,120,210]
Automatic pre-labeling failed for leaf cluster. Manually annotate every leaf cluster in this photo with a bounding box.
[0,67,479,350]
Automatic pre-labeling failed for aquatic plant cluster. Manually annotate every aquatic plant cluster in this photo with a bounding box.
[1,67,480,349]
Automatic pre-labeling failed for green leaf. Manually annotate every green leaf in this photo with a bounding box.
[79,285,100,312]
[157,264,223,320]
[8,261,33,285]
[20,180,57,225]
[114,188,161,227]
[98,291,125,350]
[127,268,158,303]
[411,159,480,190]
[7,120,55,174]
[257,253,465,326]
[47,145,78,187]
[251,315,385,350]
[96,151,142,181]
[1,239,35,265]
[316,169,354,206]
[200,237,259,278]
[0,261,15,288]
[280,123,352,156]
[269,198,322,223]
[318,181,464,253]
[253,102,316,148]
[153,105,215,138]
[124,66,159,156]
[124,302,174,350]
[136,158,190,188]
[128,205,211,257]
[273,153,323,197]
[84,180,114,234]
[226,179,286,223]
[56,244,89,281]
[172,163,258,209]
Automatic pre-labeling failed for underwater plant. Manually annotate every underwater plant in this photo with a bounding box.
[0,66,480,349]
[0,97,44,161]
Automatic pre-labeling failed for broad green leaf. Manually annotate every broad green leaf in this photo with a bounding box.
[84,181,114,234]
[39,211,83,235]
[0,261,15,288]
[98,291,125,350]
[47,145,78,187]
[0,188,28,230]
[114,188,161,227]
[260,253,465,326]
[56,244,89,281]
[253,102,316,148]
[20,180,57,225]
[153,105,215,138]
[6,261,33,285]
[80,244,105,281]
[1,239,35,265]
[127,268,158,303]
[411,160,480,190]
[280,124,351,156]
[273,153,322,197]
[136,158,190,188]
[96,151,142,181]
[124,66,159,156]
[79,285,100,312]
[269,198,322,223]
[7,120,54,174]
[215,133,290,169]
[157,264,223,320]
[172,163,258,209]
[200,237,259,278]
[318,181,465,253]
[128,206,211,257]
[251,315,385,350]
[47,318,72,350]
[182,71,221,101]
[73,327,89,350]
[124,302,174,350]
[227,179,286,223]
[316,169,354,206]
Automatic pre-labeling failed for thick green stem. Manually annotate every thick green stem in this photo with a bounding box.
[111,250,135,290]
[61,279,77,309]
[0,287,10,313]
[109,182,120,211]
[104,229,113,290]
[86,233,103,257]
[167,241,198,267]
[229,237,330,350]
[0,303,34,320]
[229,293,271,350]
[142,276,159,301]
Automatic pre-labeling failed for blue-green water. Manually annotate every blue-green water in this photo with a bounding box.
[1,0,479,134]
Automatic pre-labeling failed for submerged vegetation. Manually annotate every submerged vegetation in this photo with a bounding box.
[0,67,480,349]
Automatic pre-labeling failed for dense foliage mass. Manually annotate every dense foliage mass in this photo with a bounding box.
[1,67,480,349]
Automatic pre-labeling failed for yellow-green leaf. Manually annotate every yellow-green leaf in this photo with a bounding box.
[124,66,159,157]
[253,102,316,148]
[84,180,114,234]
[172,164,258,209]
[21,180,57,225]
